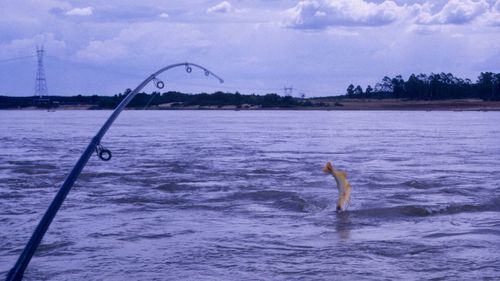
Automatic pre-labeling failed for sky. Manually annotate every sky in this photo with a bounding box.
[0,0,499,97]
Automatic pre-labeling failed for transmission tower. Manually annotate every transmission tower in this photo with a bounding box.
[283,85,294,96]
[35,46,48,98]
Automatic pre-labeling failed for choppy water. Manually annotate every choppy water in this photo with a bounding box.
[0,110,499,280]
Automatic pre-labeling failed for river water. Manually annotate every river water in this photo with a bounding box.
[0,110,499,280]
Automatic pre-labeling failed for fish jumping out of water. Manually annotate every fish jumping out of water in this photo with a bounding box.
[322,161,351,211]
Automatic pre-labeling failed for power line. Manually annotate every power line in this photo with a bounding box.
[44,55,146,80]
[172,80,280,92]
[0,55,34,64]
[43,55,322,95]
[0,53,333,96]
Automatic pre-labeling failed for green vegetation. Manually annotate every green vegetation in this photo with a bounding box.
[0,91,313,109]
[2,71,499,110]
[345,72,500,100]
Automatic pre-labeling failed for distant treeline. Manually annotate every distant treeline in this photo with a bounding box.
[2,71,499,109]
[0,91,313,109]
[345,72,500,100]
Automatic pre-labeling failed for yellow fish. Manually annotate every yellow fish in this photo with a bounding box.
[323,161,351,211]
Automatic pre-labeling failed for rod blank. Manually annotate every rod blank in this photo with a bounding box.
[6,62,223,281]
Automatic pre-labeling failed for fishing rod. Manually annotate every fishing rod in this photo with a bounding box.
[6,62,224,281]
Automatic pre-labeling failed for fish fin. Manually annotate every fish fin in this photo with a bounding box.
[344,198,351,210]
[322,161,334,173]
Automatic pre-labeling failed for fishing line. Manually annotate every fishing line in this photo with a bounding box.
[143,93,158,110]
[142,77,166,109]
[6,62,223,281]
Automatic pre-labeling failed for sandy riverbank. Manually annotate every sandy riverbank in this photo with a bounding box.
[4,99,500,111]
[308,98,500,111]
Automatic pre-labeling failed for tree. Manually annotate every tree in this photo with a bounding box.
[346,84,355,97]
[477,72,494,100]
[354,85,363,96]
[391,75,405,98]
[494,73,500,100]
[347,71,499,100]
[365,85,373,97]
[374,76,393,97]
[405,74,420,100]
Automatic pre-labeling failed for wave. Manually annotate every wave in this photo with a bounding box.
[108,195,188,206]
[351,197,500,219]
[5,160,59,175]
[218,190,309,212]
[35,241,75,257]
[423,228,500,238]
[155,182,199,193]
[403,180,437,189]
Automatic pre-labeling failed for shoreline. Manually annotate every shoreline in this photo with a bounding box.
[306,98,500,111]
[2,99,500,111]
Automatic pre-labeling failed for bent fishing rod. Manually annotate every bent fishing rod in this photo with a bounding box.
[6,62,224,281]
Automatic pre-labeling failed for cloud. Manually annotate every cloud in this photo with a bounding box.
[76,23,212,63]
[76,40,127,62]
[66,7,93,16]
[207,1,233,14]
[1,0,499,97]
[284,0,500,29]
[418,0,489,24]
[0,32,66,57]
[283,0,407,29]
[159,12,169,19]
[481,0,500,26]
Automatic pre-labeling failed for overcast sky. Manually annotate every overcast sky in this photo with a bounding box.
[0,0,499,97]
